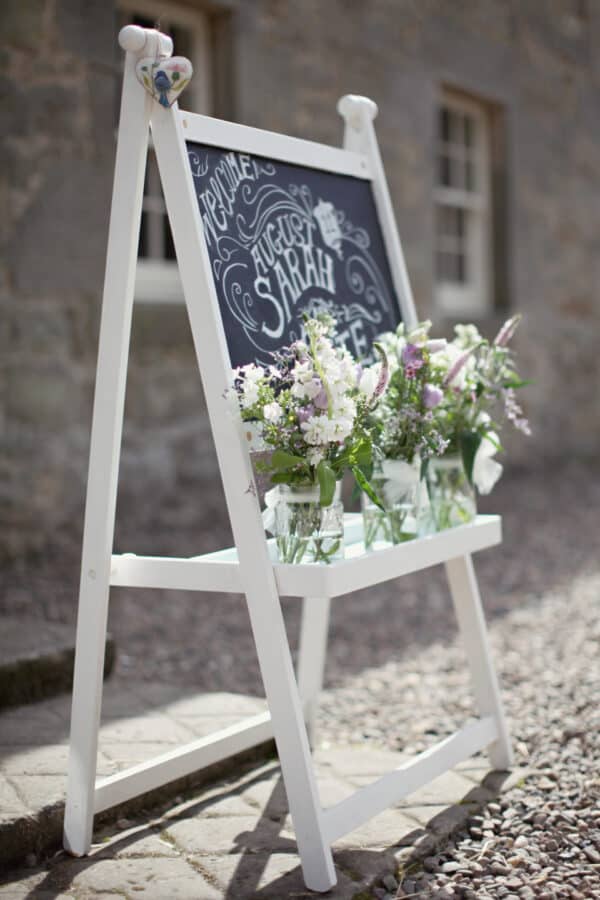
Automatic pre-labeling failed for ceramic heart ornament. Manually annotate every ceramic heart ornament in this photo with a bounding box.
[136,56,193,108]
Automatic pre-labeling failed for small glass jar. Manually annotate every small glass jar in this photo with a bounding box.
[274,483,344,564]
[362,459,423,551]
[424,455,477,531]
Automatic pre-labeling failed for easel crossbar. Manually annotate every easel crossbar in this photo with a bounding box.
[93,710,273,813]
[321,716,498,844]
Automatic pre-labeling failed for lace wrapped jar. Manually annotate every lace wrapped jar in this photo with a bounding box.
[273,483,344,564]
[362,458,424,550]
[424,455,477,531]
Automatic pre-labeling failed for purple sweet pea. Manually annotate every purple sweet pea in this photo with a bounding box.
[297,404,315,424]
[402,343,424,371]
[422,383,443,409]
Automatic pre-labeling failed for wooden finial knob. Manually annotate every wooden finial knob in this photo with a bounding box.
[337,95,379,127]
[118,25,173,58]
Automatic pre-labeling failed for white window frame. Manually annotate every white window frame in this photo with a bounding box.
[434,90,493,318]
[117,0,213,303]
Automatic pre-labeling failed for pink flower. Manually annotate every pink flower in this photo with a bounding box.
[493,314,522,347]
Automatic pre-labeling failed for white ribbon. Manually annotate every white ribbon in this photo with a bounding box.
[380,458,420,506]
[472,433,503,495]
[262,486,280,534]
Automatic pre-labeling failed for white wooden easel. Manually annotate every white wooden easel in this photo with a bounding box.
[64,25,512,892]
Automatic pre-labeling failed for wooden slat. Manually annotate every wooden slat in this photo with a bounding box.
[179,110,371,179]
[322,716,498,844]
[93,711,273,813]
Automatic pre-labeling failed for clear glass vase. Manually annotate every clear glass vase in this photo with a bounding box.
[274,483,344,564]
[424,455,477,531]
[362,459,423,550]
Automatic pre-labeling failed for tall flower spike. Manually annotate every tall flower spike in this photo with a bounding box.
[370,343,390,406]
[442,346,475,388]
[493,314,522,347]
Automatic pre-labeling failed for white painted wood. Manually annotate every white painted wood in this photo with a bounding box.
[297,597,331,746]
[110,514,501,599]
[445,555,513,769]
[94,711,273,813]
[322,716,497,844]
[63,40,154,859]
[150,103,336,892]
[179,110,370,179]
[338,94,418,329]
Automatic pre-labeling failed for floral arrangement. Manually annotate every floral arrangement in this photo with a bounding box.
[232,315,388,508]
[430,314,530,494]
[375,320,449,466]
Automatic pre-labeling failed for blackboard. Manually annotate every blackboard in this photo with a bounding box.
[186,141,402,368]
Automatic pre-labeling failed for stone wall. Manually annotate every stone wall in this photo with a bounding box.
[1,0,599,564]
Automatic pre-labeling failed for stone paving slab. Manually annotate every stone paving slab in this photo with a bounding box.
[0,690,523,898]
[0,617,114,710]
[0,682,271,871]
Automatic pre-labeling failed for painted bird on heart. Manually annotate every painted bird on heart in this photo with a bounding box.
[153,69,172,107]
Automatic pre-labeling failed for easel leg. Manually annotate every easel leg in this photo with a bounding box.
[297,596,331,747]
[445,554,513,770]
[63,45,152,855]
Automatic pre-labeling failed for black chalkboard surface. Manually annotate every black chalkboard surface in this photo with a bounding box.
[186,142,402,368]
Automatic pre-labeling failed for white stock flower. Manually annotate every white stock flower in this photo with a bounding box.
[263,401,282,423]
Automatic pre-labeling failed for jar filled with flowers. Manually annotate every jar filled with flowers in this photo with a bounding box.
[231,315,388,563]
[362,321,449,549]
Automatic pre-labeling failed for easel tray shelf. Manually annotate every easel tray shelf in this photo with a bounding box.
[110,513,502,599]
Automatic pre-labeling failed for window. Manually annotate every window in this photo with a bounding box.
[117,1,213,302]
[435,91,493,317]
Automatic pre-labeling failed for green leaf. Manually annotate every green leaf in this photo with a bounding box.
[270,449,305,470]
[352,466,385,511]
[459,431,482,485]
[317,461,336,507]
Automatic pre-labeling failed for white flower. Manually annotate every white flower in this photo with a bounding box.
[300,416,329,446]
[241,381,260,408]
[263,401,282,423]
[307,448,325,466]
[454,323,481,349]
[241,363,264,384]
[473,432,503,495]
[358,365,380,400]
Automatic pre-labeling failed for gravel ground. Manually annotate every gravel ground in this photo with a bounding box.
[2,458,600,898]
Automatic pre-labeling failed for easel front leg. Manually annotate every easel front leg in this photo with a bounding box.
[297,596,331,747]
[63,27,158,855]
[445,554,513,770]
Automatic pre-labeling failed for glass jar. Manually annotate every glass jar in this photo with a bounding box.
[424,455,477,531]
[274,483,344,564]
[362,459,423,551]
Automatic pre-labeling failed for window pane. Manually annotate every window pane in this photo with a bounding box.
[439,107,450,142]
[465,159,475,191]
[464,115,474,148]
[438,154,451,187]
[436,250,467,284]
[437,206,465,242]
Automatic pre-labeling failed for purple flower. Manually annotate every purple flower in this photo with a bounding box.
[313,382,329,410]
[402,343,424,370]
[297,404,315,424]
[423,383,443,408]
